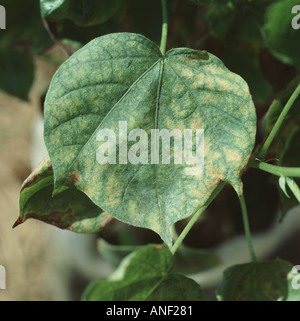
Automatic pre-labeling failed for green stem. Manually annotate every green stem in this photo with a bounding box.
[286,178,300,203]
[171,182,226,255]
[239,195,257,262]
[160,0,168,55]
[248,159,300,178]
[257,82,300,159]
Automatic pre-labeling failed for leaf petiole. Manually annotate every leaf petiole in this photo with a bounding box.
[160,0,168,55]
[239,195,257,262]
[248,159,300,178]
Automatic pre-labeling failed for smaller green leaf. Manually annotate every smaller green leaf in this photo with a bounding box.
[223,48,272,105]
[0,49,34,101]
[263,0,300,68]
[216,258,300,301]
[0,0,53,53]
[286,177,300,204]
[40,0,123,27]
[16,155,112,233]
[147,274,208,301]
[97,238,221,275]
[279,176,290,199]
[56,17,121,45]
[0,0,52,100]
[173,244,221,275]
[82,244,209,301]
[188,0,217,5]
[97,238,138,267]
[206,0,272,45]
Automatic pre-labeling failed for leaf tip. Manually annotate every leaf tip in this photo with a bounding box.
[231,178,244,198]
[12,216,24,229]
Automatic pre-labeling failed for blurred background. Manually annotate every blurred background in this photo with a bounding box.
[0,53,58,300]
[0,0,300,301]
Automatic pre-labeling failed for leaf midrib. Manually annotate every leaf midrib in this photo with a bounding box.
[54,57,163,193]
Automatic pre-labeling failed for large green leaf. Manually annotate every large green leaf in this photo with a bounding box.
[263,0,300,68]
[44,33,256,246]
[216,259,300,301]
[82,244,209,301]
[15,155,112,233]
[40,0,123,27]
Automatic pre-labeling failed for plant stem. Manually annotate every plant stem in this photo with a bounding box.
[160,0,168,55]
[239,195,257,262]
[286,178,300,203]
[170,182,226,255]
[257,82,300,159]
[248,159,300,178]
